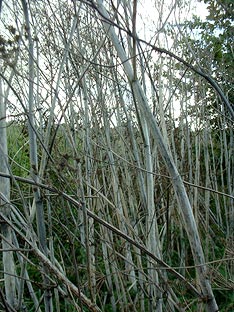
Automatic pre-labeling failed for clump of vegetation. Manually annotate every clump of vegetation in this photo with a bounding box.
[0,0,233,311]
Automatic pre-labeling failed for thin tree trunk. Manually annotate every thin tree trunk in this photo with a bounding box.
[0,74,17,309]
[21,1,53,310]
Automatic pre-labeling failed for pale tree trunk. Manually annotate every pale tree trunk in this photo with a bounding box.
[79,77,97,302]
[21,1,53,310]
[143,118,163,312]
[139,52,164,312]
[0,74,17,309]
[136,52,163,310]
[130,3,164,307]
[96,1,219,311]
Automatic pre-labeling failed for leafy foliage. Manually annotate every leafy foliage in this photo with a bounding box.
[179,0,234,126]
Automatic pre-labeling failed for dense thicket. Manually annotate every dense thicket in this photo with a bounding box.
[0,0,233,311]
